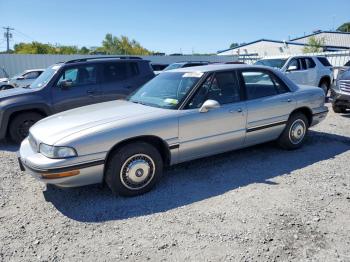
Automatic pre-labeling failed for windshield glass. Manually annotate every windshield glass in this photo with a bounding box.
[29,64,61,89]
[255,59,287,69]
[128,72,203,109]
[163,63,185,71]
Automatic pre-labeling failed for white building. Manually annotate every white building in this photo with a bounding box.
[218,31,350,57]
[290,31,350,48]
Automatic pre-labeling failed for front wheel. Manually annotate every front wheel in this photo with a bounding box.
[278,113,309,150]
[105,142,163,196]
[332,105,347,113]
[9,112,43,144]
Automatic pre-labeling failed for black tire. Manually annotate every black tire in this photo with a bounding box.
[0,85,14,91]
[318,80,329,96]
[332,105,347,113]
[9,112,43,144]
[105,142,163,197]
[278,112,309,150]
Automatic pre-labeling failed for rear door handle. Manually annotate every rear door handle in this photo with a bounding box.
[229,108,243,113]
[282,98,292,103]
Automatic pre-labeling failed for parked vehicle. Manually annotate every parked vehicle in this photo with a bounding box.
[337,60,350,77]
[330,67,350,113]
[151,63,169,72]
[0,69,45,90]
[162,61,210,72]
[255,56,333,94]
[0,56,154,143]
[19,64,328,196]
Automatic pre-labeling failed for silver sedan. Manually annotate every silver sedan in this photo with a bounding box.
[18,64,328,196]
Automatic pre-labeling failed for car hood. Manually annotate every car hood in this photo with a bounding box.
[0,87,35,98]
[0,77,9,83]
[30,100,165,145]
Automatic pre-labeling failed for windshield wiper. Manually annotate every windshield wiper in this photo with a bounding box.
[130,100,146,105]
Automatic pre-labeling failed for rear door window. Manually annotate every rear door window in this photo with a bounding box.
[240,70,289,100]
[102,62,128,82]
[306,58,316,68]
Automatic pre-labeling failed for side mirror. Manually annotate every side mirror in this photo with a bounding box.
[16,76,25,80]
[199,99,220,113]
[58,79,73,89]
[287,65,297,72]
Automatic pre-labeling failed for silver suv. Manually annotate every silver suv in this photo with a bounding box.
[255,56,333,94]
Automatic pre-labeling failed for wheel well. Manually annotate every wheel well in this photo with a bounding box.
[7,109,47,136]
[291,107,313,126]
[319,76,331,87]
[104,135,171,172]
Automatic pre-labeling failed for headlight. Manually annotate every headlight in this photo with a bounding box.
[39,143,77,158]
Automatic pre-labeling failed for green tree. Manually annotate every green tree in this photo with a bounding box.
[79,46,90,54]
[337,22,350,32]
[101,34,151,55]
[303,36,325,53]
[230,42,239,49]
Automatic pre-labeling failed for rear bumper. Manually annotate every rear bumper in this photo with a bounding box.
[18,138,105,187]
[330,89,350,108]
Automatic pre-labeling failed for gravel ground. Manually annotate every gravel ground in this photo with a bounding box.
[1,103,350,262]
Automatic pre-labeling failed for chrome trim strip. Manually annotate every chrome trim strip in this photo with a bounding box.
[247,121,287,133]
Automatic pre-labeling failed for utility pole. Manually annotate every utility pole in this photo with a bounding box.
[3,26,14,53]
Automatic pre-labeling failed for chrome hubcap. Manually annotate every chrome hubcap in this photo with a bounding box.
[289,119,306,144]
[120,154,155,190]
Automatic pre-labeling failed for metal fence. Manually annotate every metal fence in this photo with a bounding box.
[0,54,238,77]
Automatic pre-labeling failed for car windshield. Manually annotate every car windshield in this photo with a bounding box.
[29,64,61,89]
[128,71,203,109]
[255,59,287,69]
[163,63,185,71]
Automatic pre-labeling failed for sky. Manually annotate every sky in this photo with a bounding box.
[0,0,349,54]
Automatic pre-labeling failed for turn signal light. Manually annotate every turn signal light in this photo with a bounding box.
[41,170,80,179]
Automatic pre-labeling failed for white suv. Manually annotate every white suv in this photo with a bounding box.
[255,56,333,94]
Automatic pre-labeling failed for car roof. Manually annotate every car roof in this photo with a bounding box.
[24,69,45,72]
[169,64,260,73]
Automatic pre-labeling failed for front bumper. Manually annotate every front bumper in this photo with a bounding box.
[18,138,105,187]
[330,89,350,108]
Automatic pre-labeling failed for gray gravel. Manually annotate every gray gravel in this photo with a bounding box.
[1,103,350,261]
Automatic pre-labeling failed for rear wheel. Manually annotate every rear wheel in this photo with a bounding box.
[105,142,163,196]
[319,80,329,96]
[278,112,309,150]
[9,112,43,144]
[332,105,347,113]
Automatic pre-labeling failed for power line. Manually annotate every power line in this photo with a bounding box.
[14,29,36,41]
[3,26,14,53]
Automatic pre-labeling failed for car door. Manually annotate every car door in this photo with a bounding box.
[304,58,318,86]
[178,71,247,162]
[239,69,296,146]
[100,62,137,102]
[285,58,307,85]
[51,64,103,113]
